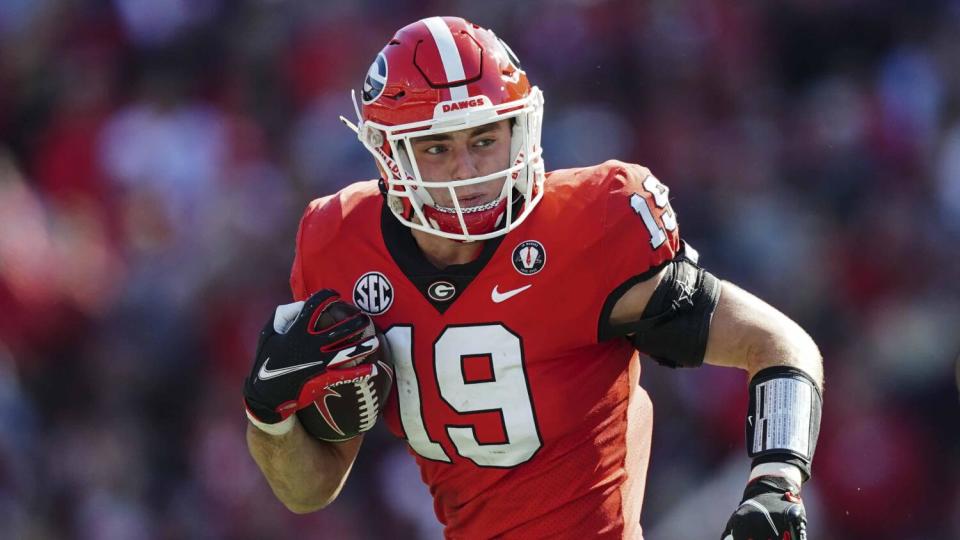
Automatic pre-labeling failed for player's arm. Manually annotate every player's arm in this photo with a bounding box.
[243,290,389,513]
[601,161,820,380]
[610,262,822,540]
[702,280,822,381]
[609,268,822,383]
[603,164,821,539]
[246,420,362,513]
[705,281,822,540]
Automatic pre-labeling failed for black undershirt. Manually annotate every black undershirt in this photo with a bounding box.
[379,200,507,313]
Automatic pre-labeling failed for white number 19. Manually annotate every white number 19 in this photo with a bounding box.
[385,324,542,468]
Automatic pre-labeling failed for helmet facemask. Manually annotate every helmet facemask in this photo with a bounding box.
[344,88,544,242]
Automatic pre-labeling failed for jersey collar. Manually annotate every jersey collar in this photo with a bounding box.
[380,200,506,313]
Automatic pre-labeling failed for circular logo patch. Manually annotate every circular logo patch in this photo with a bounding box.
[427,281,456,302]
[362,52,388,104]
[353,271,394,315]
[512,240,546,275]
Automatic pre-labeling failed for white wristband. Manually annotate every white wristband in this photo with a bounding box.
[749,461,803,488]
[246,410,296,436]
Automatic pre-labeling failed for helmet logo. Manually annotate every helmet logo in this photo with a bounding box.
[362,52,388,104]
[512,240,546,275]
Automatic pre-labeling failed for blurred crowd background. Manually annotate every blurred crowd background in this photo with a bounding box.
[1,0,958,539]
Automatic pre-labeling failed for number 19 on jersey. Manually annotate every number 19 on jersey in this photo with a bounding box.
[385,324,543,468]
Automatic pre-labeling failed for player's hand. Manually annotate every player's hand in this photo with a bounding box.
[721,476,807,540]
[243,289,380,433]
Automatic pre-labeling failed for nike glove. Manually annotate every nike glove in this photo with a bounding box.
[243,289,381,435]
[721,475,807,540]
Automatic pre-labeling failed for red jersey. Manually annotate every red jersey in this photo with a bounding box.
[290,160,680,539]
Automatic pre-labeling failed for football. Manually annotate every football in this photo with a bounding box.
[297,302,393,442]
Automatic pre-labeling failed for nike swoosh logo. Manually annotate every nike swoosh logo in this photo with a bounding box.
[491,284,532,303]
[257,336,380,380]
[314,386,346,437]
[257,357,327,380]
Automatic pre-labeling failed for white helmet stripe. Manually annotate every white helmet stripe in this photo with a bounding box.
[422,17,469,101]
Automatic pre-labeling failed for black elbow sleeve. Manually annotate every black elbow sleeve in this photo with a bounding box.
[626,253,721,368]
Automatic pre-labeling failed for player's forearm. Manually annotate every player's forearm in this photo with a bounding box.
[246,420,362,513]
[704,281,823,386]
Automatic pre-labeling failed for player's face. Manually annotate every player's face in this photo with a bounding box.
[410,120,511,209]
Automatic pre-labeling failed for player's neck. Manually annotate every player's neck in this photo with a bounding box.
[411,229,485,269]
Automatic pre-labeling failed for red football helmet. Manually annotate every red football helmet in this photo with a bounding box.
[342,16,545,241]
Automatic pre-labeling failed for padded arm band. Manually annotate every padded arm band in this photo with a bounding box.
[747,366,823,481]
[623,247,721,368]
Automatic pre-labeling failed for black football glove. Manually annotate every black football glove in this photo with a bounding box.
[722,476,807,540]
[243,289,381,434]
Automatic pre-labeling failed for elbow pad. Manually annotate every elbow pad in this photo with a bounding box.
[625,248,721,368]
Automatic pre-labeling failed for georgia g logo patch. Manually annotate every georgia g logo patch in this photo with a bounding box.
[427,281,456,302]
[362,52,388,104]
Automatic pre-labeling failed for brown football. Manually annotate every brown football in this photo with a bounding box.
[297,302,392,442]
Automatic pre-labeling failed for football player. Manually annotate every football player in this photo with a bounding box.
[243,16,823,540]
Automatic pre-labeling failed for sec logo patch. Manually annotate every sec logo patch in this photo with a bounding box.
[512,240,546,275]
[353,271,394,315]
